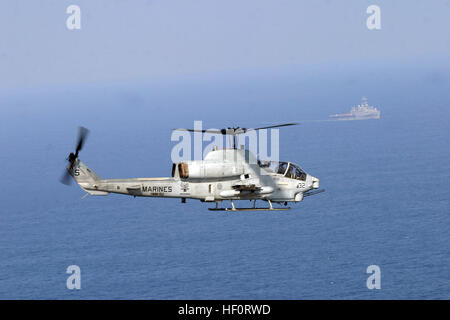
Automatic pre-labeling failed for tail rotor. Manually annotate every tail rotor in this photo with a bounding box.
[60,126,89,185]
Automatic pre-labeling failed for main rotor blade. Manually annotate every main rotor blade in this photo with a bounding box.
[60,168,72,185]
[174,123,299,136]
[245,123,299,132]
[173,128,223,134]
[74,126,89,157]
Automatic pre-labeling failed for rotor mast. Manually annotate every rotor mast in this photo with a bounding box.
[223,128,243,149]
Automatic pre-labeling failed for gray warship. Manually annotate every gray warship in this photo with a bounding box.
[329,97,380,120]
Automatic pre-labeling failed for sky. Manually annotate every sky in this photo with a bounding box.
[0,0,449,93]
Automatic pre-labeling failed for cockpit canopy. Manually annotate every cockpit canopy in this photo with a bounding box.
[258,160,307,181]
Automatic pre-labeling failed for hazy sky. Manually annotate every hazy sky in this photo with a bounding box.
[1,0,449,90]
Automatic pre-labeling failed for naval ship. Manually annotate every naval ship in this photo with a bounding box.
[329,97,380,120]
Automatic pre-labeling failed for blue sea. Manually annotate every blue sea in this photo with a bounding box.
[0,65,449,299]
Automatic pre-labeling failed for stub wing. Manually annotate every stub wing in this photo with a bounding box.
[221,183,274,197]
[231,184,260,192]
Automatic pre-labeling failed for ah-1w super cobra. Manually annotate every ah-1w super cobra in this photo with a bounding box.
[61,124,324,211]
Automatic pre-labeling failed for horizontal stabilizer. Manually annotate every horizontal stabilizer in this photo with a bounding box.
[82,188,109,196]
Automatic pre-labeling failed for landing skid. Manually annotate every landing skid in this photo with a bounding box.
[208,207,290,212]
[208,200,290,212]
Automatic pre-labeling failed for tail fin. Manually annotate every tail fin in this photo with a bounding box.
[68,159,109,195]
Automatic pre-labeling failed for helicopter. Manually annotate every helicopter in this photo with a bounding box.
[60,124,324,211]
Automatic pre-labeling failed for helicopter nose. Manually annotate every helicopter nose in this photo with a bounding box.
[311,176,320,189]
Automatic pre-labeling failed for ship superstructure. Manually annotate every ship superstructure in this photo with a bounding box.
[330,97,380,120]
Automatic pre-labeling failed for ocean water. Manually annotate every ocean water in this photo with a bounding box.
[0,67,449,299]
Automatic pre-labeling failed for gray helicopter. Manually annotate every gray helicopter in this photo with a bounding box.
[61,124,324,211]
